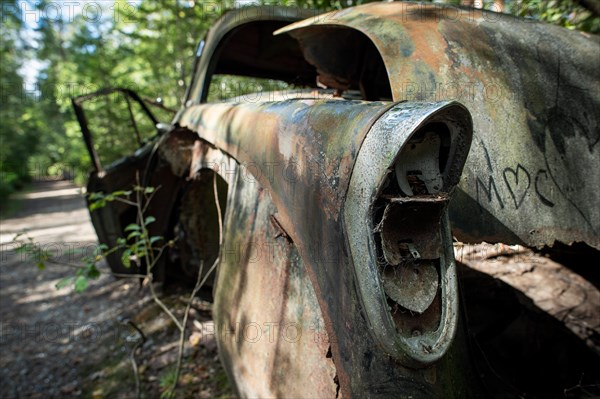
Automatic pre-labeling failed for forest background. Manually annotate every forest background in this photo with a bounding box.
[1,0,598,202]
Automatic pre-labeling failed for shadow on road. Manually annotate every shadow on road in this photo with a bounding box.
[0,181,233,398]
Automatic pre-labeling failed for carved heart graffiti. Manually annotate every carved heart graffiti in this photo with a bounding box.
[503,164,531,209]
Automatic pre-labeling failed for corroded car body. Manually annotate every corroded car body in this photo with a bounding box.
[74,3,599,398]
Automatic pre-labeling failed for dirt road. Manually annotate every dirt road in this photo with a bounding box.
[1,180,598,398]
[0,181,232,398]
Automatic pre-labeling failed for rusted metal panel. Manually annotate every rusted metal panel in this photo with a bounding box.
[218,163,338,398]
[276,2,600,249]
[176,99,391,216]
[169,99,483,397]
[179,141,338,398]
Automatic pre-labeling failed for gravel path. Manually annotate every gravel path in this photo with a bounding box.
[0,181,232,398]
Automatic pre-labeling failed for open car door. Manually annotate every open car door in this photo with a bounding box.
[72,88,178,275]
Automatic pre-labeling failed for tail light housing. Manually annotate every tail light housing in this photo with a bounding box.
[344,101,472,366]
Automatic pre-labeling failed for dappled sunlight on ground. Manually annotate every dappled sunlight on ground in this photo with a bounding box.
[0,181,234,398]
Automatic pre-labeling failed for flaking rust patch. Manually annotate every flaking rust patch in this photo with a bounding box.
[381,261,439,314]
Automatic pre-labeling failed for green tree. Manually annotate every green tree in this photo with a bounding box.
[2,0,597,203]
[0,0,39,200]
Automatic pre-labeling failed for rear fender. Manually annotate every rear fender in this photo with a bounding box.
[173,99,477,397]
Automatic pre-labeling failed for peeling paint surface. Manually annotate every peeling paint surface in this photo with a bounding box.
[278,2,600,249]
[167,98,483,397]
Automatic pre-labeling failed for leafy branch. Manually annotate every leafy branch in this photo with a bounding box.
[15,173,223,398]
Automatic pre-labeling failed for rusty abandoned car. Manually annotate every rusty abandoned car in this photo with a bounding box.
[72,3,600,398]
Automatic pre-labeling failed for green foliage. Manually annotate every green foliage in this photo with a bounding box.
[80,91,169,167]
[0,172,20,202]
[0,1,36,201]
[88,184,174,272]
[207,75,295,102]
[14,234,104,291]
[88,189,132,211]
[2,0,231,199]
[15,184,169,292]
[509,0,599,33]
[15,234,51,271]
[1,0,597,204]
[159,367,178,399]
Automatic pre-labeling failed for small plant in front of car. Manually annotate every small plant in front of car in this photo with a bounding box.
[14,234,107,292]
[15,172,223,399]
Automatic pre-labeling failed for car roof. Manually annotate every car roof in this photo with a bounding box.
[186,6,318,105]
